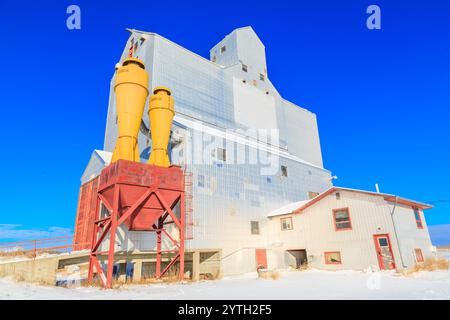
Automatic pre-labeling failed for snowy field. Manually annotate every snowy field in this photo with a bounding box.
[1,268,450,300]
[1,252,449,300]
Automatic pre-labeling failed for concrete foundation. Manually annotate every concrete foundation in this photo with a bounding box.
[0,249,221,286]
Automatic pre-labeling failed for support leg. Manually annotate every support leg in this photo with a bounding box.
[105,186,120,289]
[156,218,162,278]
[193,251,200,281]
[88,197,101,284]
[133,260,143,283]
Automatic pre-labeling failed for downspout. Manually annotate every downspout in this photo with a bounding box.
[389,196,406,269]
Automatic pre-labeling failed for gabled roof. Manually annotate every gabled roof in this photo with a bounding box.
[267,186,433,218]
[267,200,309,217]
[94,149,112,164]
[80,150,112,184]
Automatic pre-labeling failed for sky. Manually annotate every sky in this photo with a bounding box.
[0,0,448,245]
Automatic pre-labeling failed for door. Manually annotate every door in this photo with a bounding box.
[255,249,268,270]
[373,234,396,270]
[287,249,307,268]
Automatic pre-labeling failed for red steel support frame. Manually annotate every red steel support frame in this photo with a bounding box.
[87,161,185,289]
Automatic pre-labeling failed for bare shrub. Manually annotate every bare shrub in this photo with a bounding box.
[270,271,280,280]
[258,269,280,280]
[402,257,449,276]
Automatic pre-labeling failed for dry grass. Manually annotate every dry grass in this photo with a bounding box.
[270,271,280,280]
[258,269,280,280]
[0,251,35,258]
[296,263,309,271]
[402,257,449,276]
[82,267,193,288]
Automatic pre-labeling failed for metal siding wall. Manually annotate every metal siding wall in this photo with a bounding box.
[235,28,266,76]
[210,31,239,67]
[80,154,103,184]
[73,177,99,250]
[183,128,330,275]
[392,204,434,268]
[99,31,332,275]
[305,191,401,270]
[280,100,324,167]
[152,36,235,128]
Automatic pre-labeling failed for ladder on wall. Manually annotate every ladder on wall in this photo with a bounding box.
[184,169,194,240]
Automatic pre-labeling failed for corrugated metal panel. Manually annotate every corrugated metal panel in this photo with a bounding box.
[73,176,99,251]
[392,204,434,267]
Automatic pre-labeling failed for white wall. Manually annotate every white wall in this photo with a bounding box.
[391,203,434,268]
[280,100,323,167]
[233,77,277,130]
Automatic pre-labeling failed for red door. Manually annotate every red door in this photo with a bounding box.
[373,234,396,270]
[255,249,268,270]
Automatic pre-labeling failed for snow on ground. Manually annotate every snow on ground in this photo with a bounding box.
[1,251,449,300]
[1,268,450,300]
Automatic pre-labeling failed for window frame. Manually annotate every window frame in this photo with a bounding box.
[281,165,288,177]
[414,208,424,229]
[250,221,260,235]
[216,147,226,162]
[197,174,205,188]
[324,251,342,265]
[280,217,293,231]
[414,248,424,263]
[332,207,352,231]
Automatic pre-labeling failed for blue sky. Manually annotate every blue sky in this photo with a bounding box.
[0,0,449,244]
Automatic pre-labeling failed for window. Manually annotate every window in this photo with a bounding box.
[251,221,260,235]
[281,165,288,177]
[259,73,265,81]
[281,217,293,231]
[308,191,319,199]
[414,208,423,229]
[216,148,226,161]
[251,199,260,207]
[332,208,352,231]
[242,64,248,72]
[212,55,217,62]
[415,248,424,263]
[335,192,341,200]
[197,174,205,188]
[378,237,388,247]
[324,252,342,264]
[221,45,226,53]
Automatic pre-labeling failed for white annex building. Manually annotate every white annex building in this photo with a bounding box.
[267,187,433,271]
[80,26,435,276]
